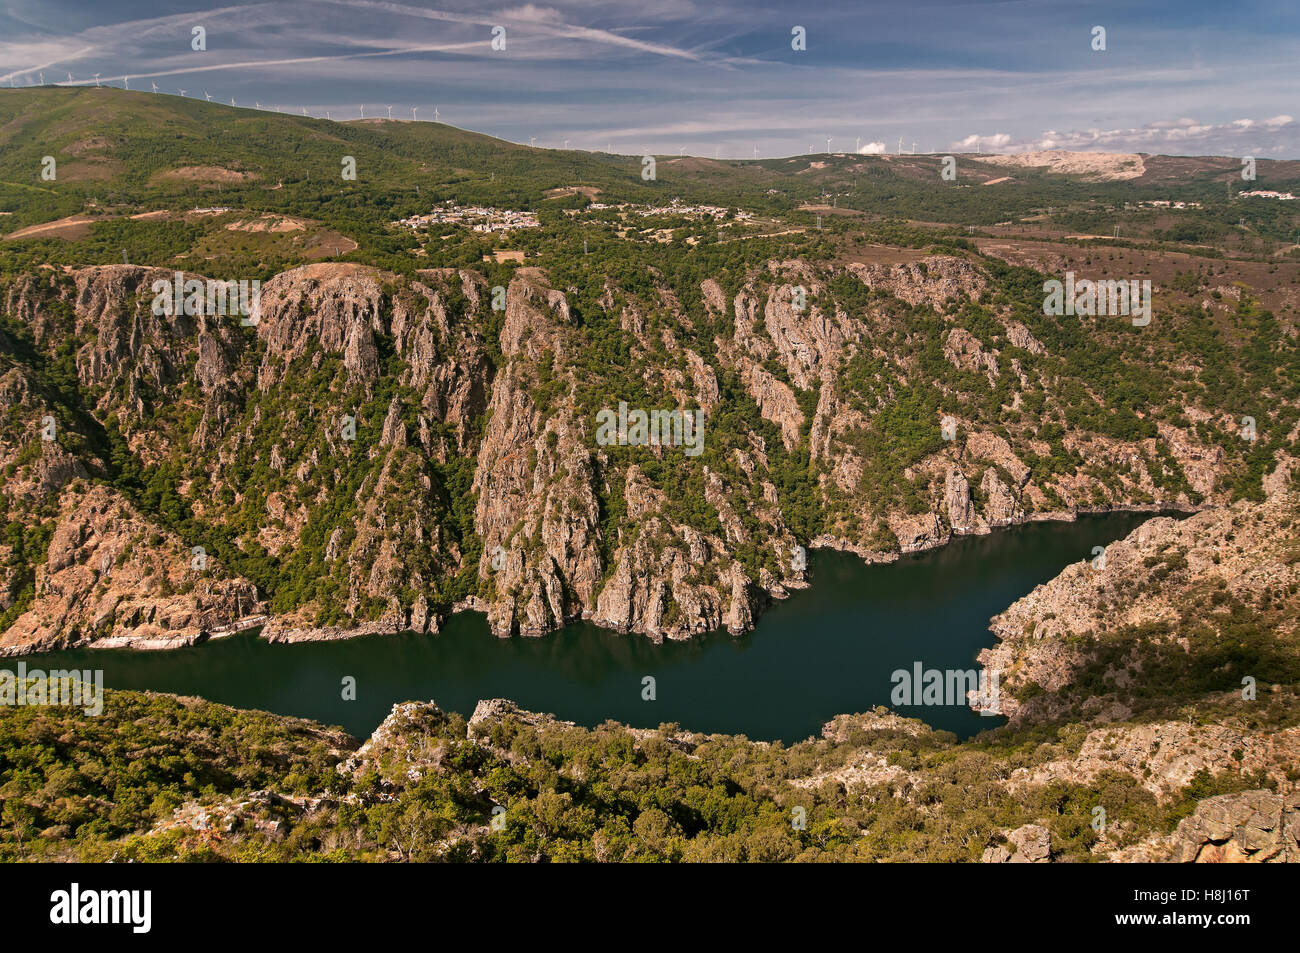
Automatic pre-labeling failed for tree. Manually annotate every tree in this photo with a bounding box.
[2,800,37,848]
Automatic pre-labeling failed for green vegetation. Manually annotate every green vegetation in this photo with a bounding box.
[1,88,1298,864]
[2,683,1291,862]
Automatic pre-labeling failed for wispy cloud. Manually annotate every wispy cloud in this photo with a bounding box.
[1,0,1297,157]
[951,116,1299,157]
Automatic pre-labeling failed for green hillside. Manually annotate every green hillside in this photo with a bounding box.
[3,87,1299,280]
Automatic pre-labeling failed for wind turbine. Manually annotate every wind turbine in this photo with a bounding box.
[255,101,262,110]
[359,104,364,118]
[302,106,308,116]
[855,136,861,152]
[411,106,417,121]
[178,89,186,98]
[204,91,212,102]
[897,136,903,155]
[564,139,570,149]
[827,136,832,154]
[326,110,331,120]
[94,74,100,87]
[753,146,758,159]
[151,81,158,93]
[386,105,392,119]
[124,75,129,89]
[912,141,916,154]
[231,97,236,106]
[529,136,536,147]
[38,72,44,85]
[67,72,73,84]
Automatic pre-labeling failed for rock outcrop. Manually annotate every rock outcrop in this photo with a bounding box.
[981,824,1052,863]
[979,493,1300,724]
[1166,792,1300,863]
[0,484,262,655]
[0,253,1286,650]
[1113,791,1300,862]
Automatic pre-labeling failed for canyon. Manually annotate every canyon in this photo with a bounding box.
[3,252,1283,655]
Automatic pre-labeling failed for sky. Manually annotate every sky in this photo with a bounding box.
[1,0,1298,159]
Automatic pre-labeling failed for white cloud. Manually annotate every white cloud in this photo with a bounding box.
[495,4,564,21]
[949,117,1297,155]
[952,132,1010,150]
[857,141,886,154]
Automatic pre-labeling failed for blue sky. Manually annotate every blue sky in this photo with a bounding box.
[1,0,1297,157]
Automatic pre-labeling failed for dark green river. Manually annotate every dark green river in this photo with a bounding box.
[15,512,1167,743]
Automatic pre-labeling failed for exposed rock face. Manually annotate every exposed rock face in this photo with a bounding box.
[1007,824,1052,862]
[845,256,986,309]
[943,327,999,381]
[1007,720,1300,800]
[738,359,803,452]
[1167,792,1300,863]
[0,484,262,655]
[981,824,1051,862]
[755,279,850,391]
[473,277,602,637]
[1157,422,1224,500]
[0,253,1285,650]
[468,697,573,738]
[889,511,947,552]
[979,493,1300,724]
[1111,791,1300,862]
[62,265,248,460]
[589,465,781,641]
[1005,321,1045,355]
[33,442,91,499]
[980,467,1022,525]
[257,264,383,388]
[945,467,980,533]
[684,349,720,411]
[151,788,325,841]
[965,431,1031,487]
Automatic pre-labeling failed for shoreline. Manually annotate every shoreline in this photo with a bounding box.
[1,501,1205,659]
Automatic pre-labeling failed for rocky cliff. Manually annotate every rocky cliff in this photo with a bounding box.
[2,253,1295,651]
[981,491,1300,724]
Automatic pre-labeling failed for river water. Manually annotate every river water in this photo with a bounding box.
[13,512,1166,742]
